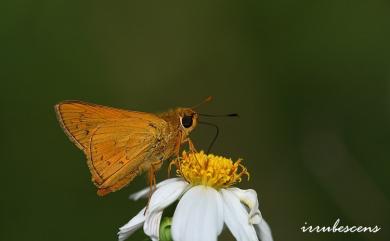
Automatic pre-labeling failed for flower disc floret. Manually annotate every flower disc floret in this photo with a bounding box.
[175,151,249,189]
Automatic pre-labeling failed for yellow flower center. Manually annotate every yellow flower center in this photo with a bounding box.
[173,151,250,189]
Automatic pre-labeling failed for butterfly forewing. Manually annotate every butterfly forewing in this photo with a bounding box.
[55,101,168,194]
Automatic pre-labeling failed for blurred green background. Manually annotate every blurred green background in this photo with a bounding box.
[1,1,389,241]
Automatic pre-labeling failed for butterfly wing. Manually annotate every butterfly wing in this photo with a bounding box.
[55,101,168,195]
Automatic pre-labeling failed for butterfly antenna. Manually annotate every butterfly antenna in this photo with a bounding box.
[191,96,213,109]
[198,112,239,153]
[199,113,239,117]
[199,121,219,154]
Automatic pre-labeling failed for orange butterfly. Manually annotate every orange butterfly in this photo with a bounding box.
[54,99,208,196]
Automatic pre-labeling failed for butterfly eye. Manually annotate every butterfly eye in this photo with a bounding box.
[181,115,193,128]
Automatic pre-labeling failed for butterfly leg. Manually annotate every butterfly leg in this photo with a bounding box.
[168,133,183,177]
[151,159,162,189]
[145,159,163,213]
[188,138,197,152]
[168,160,175,178]
[184,138,203,165]
[148,160,161,194]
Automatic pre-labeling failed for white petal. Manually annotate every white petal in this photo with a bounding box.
[144,212,162,241]
[228,187,262,224]
[221,189,258,241]
[118,207,146,241]
[130,178,184,201]
[254,219,273,241]
[172,186,224,241]
[143,179,189,240]
[146,179,188,214]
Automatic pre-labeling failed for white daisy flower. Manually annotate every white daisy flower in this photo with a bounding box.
[118,151,274,241]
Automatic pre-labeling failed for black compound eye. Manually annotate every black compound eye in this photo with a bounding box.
[181,115,193,128]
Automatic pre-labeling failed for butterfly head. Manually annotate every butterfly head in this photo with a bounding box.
[176,108,199,135]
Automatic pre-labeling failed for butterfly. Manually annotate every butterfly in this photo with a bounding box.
[54,98,210,196]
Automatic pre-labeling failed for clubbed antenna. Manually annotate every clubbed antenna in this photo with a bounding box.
[191,96,213,109]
